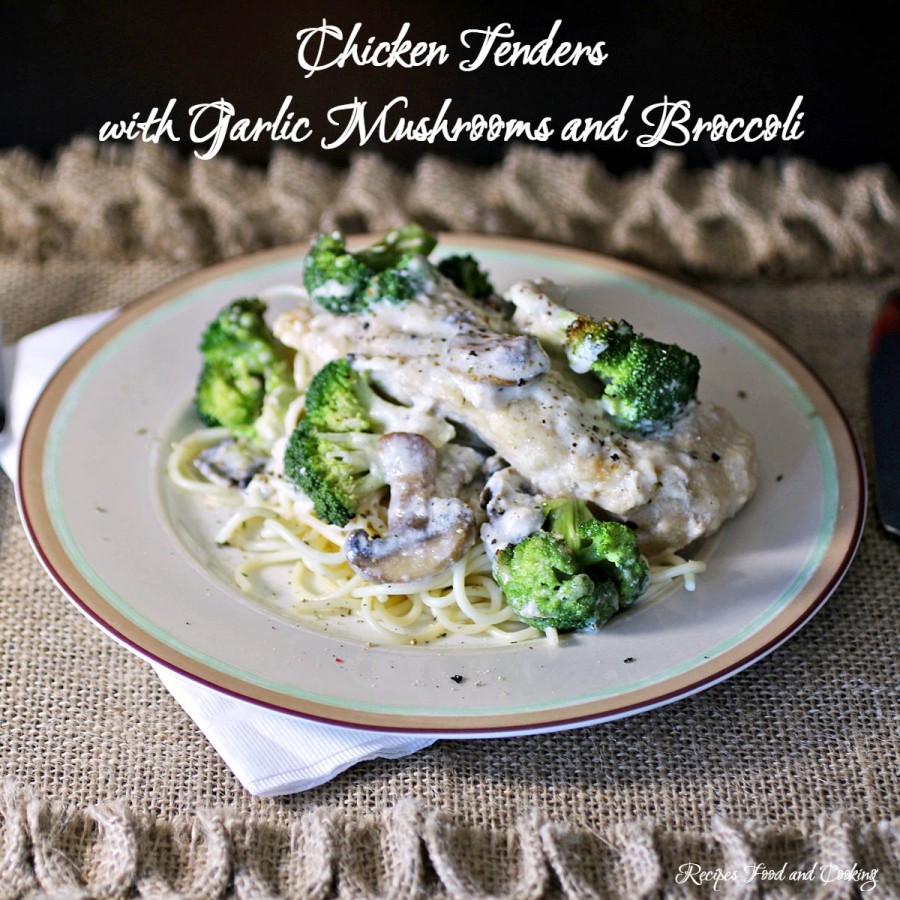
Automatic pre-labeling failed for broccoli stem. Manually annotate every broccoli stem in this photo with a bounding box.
[353,223,437,271]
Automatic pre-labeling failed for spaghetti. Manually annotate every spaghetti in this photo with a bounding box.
[167,422,705,646]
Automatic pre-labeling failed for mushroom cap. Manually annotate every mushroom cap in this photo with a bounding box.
[344,432,477,584]
[346,497,476,584]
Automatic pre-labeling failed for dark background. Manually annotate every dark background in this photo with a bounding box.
[2,1,897,174]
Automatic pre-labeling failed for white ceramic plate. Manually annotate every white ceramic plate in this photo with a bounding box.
[18,235,865,735]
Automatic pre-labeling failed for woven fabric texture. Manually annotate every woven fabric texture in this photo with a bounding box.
[2,137,900,278]
[0,140,897,897]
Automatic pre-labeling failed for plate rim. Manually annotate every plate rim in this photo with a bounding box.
[17,234,867,735]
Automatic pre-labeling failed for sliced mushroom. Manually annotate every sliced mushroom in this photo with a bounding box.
[445,330,551,410]
[345,433,476,584]
[195,438,267,488]
[447,330,550,386]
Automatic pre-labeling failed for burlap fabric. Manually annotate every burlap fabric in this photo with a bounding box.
[0,140,897,898]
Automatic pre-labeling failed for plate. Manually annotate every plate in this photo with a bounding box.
[18,235,865,735]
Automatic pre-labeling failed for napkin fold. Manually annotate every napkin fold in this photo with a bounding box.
[0,312,434,797]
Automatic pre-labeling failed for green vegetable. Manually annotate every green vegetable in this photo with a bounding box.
[565,317,700,434]
[492,498,649,632]
[353,223,437,271]
[302,224,437,314]
[195,298,296,446]
[436,253,494,299]
[283,358,404,526]
[300,355,375,434]
[363,259,427,308]
[511,284,700,432]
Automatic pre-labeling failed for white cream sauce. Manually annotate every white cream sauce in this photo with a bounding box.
[273,274,758,556]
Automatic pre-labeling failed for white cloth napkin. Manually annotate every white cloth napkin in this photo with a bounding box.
[0,312,434,796]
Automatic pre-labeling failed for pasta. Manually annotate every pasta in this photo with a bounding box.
[167,410,706,647]
[168,425,550,644]
[167,225,752,647]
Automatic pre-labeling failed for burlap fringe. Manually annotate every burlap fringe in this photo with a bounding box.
[0,780,896,898]
[2,138,900,278]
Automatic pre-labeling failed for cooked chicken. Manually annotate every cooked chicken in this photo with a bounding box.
[274,275,757,555]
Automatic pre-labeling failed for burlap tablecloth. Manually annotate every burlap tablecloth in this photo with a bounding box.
[0,140,897,897]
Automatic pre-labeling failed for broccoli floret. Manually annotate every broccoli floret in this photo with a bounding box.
[195,298,295,445]
[353,223,437,271]
[302,224,437,314]
[509,285,700,433]
[284,427,385,527]
[302,232,373,314]
[437,254,494,299]
[492,498,649,632]
[300,356,375,434]
[363,255,428,307]
[283,358,406,526]
[537,496,649,615]
[494,531,615,632]
[196,362,264,430]
[566,317,700,434]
